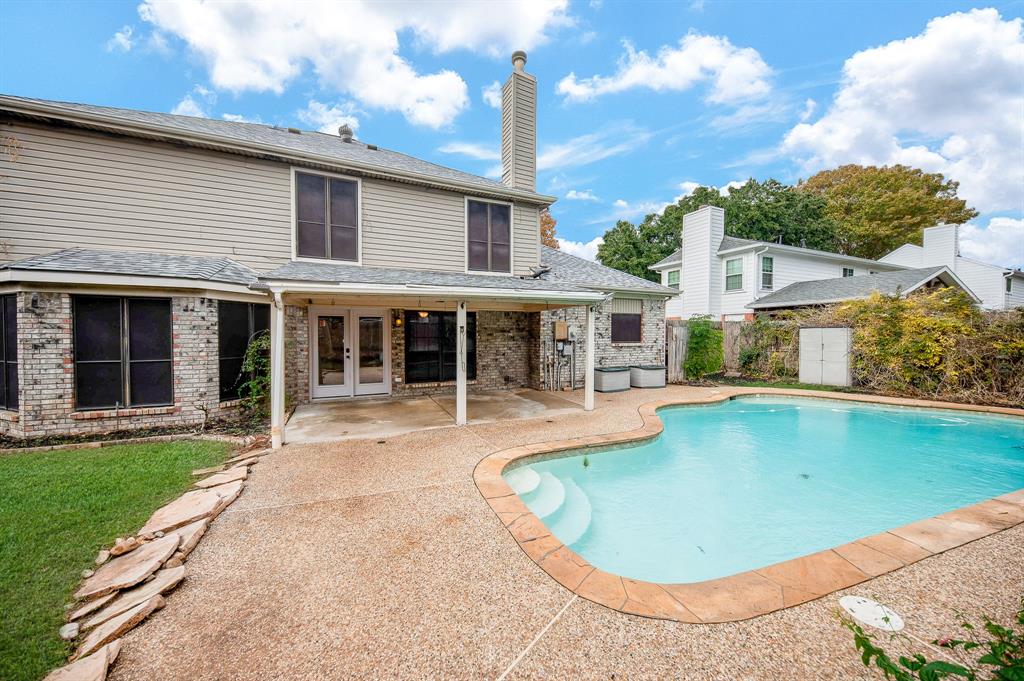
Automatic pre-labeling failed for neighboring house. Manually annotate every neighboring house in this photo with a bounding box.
[649,206,1021,319]
[0,52,673,445]
[879,224,1024,310]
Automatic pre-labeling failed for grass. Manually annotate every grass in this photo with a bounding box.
[0,440,230,681]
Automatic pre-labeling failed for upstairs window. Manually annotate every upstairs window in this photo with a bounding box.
[404,311,477,383]
[73,296,173,409]
[218,301,270,401]
[760,256,774,290]
[1007,278,1013,293]
[0,295,16,410]
[667,270,680,288]
[725,258,743,291]
[295,171,359,262]
[843,267,855,277]
[467,199,511,273]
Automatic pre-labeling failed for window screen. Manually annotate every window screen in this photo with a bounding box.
[0,294,17,409]
[73,296,172,409]
[404,311,476,383]
[467,200,511,273]
[218,301,271,400]
[295,171,358,261]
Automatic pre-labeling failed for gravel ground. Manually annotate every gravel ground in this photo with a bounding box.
[109,386,1024,681]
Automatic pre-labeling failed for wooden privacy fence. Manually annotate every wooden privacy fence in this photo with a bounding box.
[665,319,689,383]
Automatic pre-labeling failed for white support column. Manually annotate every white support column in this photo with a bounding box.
[456,301,468,425]
[584,303,595,411]
[270,292,286,449]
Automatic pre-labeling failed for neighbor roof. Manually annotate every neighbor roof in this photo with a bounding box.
[649,234,904,271]
[1,248,260,286]
[0,94,553,204]
[540,246,676,295]
[747,266,976,309]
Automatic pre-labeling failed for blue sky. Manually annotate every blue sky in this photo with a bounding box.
[2,0,1021,266]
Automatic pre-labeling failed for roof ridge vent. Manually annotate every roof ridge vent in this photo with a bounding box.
[338,124,354,142]
[287,127,302,134]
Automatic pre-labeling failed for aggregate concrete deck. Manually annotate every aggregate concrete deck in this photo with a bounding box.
[110,386,1024,680]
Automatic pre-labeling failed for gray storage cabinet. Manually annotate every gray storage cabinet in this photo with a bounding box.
[799,327,852,387]
[630,365,667,388]
[594,367,631,392]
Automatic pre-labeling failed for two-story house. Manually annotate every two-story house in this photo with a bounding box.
[649,205,1005,319]
[0,52,674,447]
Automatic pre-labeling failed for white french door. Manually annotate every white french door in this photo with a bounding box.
[310,307,389,399]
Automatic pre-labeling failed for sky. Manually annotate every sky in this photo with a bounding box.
[1,0,1021,267]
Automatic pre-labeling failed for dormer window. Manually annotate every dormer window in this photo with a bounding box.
[294,170,359,262]
[467,199,511,273]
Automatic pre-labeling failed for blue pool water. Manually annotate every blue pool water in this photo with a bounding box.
[504,396,1024,584]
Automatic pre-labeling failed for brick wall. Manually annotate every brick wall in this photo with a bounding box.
[4,291,240,439]
[284,304,310,407]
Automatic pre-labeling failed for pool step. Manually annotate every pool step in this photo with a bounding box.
[545,478,592,546]
[505,467,540,496]
[522,472,565,519]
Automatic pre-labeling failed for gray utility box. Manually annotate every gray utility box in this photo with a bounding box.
[594,367,631,392]
[799,327,852,387]
[630,365,667,388]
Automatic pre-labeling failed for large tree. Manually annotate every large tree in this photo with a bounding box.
[798,164,977,259]
[540,208,559,248]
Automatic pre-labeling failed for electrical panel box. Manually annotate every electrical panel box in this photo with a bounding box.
[554,321,569,341]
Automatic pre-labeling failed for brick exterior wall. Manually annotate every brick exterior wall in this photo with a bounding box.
[2,291,240,439]
[284,304,310,407]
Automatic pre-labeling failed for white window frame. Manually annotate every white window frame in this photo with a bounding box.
[290,167,363,266]
[760,256,773,290]
[724,258,743,292]
[1006,277,1012,294]
[666,269,680,288]
[842,267,855,278]
[464,196,515,276]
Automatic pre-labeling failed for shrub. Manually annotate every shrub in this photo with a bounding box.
[239,330,271,415]
[684,316,724,380]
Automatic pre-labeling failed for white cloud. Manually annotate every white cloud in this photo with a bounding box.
[221,113,262,124]
[556,33,772,104]
[482,80,503,109]
[139,0,569,129]
[170,85,214,117]
[297,100,361,134]
[557,236,603,261]
[538,125,651,171]
[565,189,599,201]
[437,142,500,160]
[799,98,817,122]
[708,100,789,134]
[959,217,1024,268]
[782,8,1024,213]
[689,0,705,11]
[677,181,700,196]
[106,25,134,52]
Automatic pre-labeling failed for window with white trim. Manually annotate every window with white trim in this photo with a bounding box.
[667,269,680,288]
[1007,278,1013,293]
[842,267,855,277]
[295,171,358,261]
[760,256,773,290]
[725,258,743,291]
[467,200,511,273]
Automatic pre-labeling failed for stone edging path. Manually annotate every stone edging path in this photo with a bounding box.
[44,447,269,681]
[473,388,1024,624]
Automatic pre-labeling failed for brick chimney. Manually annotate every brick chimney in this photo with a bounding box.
[501,50,537,191]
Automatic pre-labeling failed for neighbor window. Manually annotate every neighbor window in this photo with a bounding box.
[667,269,680,288]
[404,311,477,383]
[725,258,743,291]
[294,170,359,261]
[0,294,16,410]
[842,267,855,277]
[760,256,774,290]
[1007,278,1013,293]
[218,301,270,401]
[467,199,511,273]
[610,298,642,343]
[73,296,172,409]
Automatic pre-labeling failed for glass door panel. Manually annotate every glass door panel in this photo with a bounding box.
[355,314,387,395]
[312,313,350,398]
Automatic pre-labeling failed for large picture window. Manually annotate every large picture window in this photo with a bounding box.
[404,311,476,383]
[467,199,511,273]
[218,301,270,401]
[0,294,17,410]
[295,170,359,262]
[73,296,173,410]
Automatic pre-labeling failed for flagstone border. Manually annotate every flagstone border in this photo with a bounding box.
[473,388,1024,624]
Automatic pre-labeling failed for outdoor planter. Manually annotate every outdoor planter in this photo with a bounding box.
[629,365,666,388]
[594,366,631,392]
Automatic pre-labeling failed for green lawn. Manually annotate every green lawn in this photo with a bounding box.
[0,440,230,681]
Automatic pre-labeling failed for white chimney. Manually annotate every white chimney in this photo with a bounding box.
[922,224,959,270]
[680,205,725,318]
[501,50,537,191]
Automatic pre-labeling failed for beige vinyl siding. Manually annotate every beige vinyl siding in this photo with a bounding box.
[0,121,543,275]
[499,71,537,192]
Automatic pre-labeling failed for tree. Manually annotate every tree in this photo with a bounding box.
[798,164,978,260]
[595,220,650,279]
[540,208,559,249]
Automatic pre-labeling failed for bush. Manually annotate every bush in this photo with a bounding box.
[239,330,271,415]
[684,316,724,380]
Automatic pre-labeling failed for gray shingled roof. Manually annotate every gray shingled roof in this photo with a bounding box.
[748,266,955,309]
[0,94,543,201]
[2,248,259,286]
[539,246,675,295]
[649,235,763,270]
[650,248,682,269]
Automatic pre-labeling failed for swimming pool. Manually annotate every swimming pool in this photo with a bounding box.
[503,396,1024,584]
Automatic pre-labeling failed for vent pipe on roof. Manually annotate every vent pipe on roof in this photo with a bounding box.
[338,124,354,142]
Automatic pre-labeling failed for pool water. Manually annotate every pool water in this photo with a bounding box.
[504,396,1024,584]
